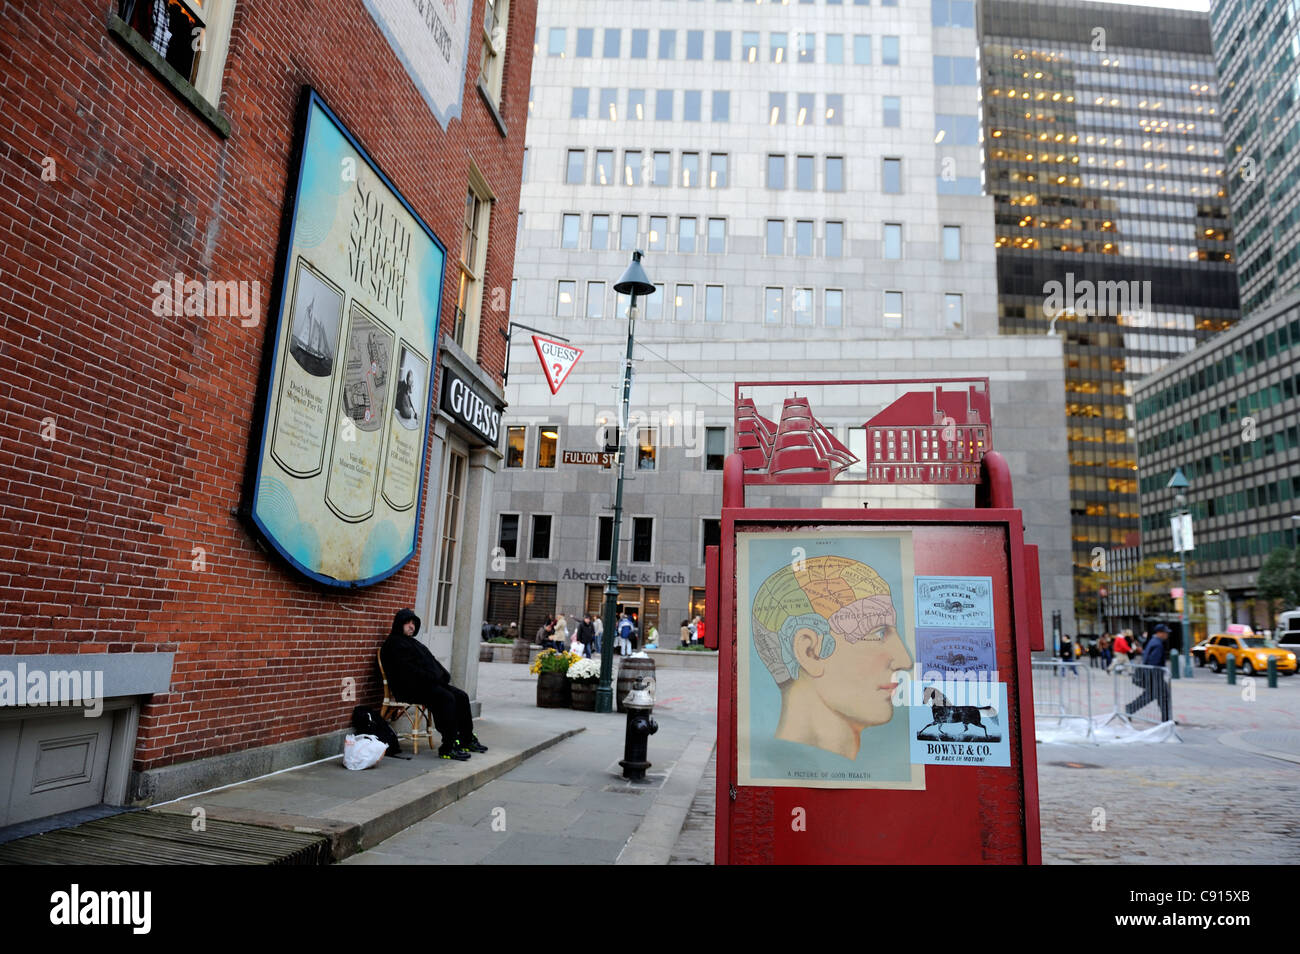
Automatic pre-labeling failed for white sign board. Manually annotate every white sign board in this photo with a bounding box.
[362,0,474,128]
[1170,512,1194,553]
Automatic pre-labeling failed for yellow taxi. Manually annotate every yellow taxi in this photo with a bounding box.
[1202,634,1297,675]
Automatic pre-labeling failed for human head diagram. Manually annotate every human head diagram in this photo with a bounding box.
[752,555,913,757]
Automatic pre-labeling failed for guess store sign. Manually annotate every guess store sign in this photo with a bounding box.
[440,367,502,447]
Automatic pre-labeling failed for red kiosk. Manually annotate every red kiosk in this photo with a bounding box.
[711,380,1044,865]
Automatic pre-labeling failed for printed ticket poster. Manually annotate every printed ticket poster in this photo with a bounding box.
[909,683,1011,767]
[914,575,997,676]
[252,92,446,585]
[736,529,925,790]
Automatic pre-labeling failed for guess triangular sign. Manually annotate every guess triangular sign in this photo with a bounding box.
[532,335,584,394]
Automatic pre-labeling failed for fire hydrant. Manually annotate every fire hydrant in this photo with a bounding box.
[619,677,658,781]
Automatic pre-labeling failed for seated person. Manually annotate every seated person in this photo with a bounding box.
[381,608,488,761]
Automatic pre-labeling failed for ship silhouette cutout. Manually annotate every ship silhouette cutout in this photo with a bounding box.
[290,298,334,377]
[736,396,857,483]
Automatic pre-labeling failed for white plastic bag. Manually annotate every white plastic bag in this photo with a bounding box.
[343,733,386,770]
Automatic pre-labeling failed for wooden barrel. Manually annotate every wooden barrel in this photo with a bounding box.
[479,643,495,662]
[512,638,531,664]
[616,657,656,713]
[536,671,571,708]
[570,680,597,711]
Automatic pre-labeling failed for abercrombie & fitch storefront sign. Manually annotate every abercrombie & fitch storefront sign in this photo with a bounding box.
[440,367,502,447]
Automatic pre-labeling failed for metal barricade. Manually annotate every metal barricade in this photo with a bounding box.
[1110,662,1173,726]
[1031,661,1093,740]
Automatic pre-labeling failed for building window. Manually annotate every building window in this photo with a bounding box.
[705,285,724,323]
[479,0,511,107]
[455,173,492,354]
[742,30,759,62]
[766,219,784,255]
[628,89,646,122]
[882,36,899,65]
[707,218,726,254]
[656,89,674,121]
[709,153,728,188]
[659,29,676,59]
[632,517,654,562]
[674,284,695,322]
[796,220,814,256]
[537,427,559,468]
[934,55,977,84]
[649,215,668,251]
[712,90,730,122]
[646,284,665,320]
[944,293,964,331]
[767,154,786,189]
[826,221,844,258]
[765,287,784,325]
[681,152,700,187]
[796,155,815,190]
[686,29,704,60]
[701,518,721,563]
[798,32,815,63]
[854,34,871,65]
[565,149,585,184]
[770,31,787,63]
[769,92,786,125]
[797,92,816,127]
[683,90,702,121]
[883,95,901,127]
[653,151,671,186]
[600,87,618,120]
[825,289,844,327]
[793,287,814,325]
[592,214,610,250]
[594,149,614,184]
[827,33,844,64]
[826,156,844,191]
[679,217,698,253]
[883,157,902,194]
[587,281,606,319]
[434,451,467,625]
[884,291,903,329]
[705,427,727,469]
[556,281,575,317]
[118,0,237,107]
[629,28,647,58]
[884,223,902,259]
[715,30,732,60]
[571,87,589,118]
[637,428,657,469]
[498,513,520,559]
[825,93,843,125]
[548,27,566,57]
[561,213,580,249]
[530,514,552,560]
[620,215,638,250]
[576,27,593,58]
[624,150,643,185]
[597,515,615,562]
[506,426,525,467]
[943,225,961,260]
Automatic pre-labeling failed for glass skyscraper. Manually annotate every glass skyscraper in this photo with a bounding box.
[980,0,1239,629]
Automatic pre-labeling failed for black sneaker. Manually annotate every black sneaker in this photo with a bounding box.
[465,736,488,753]
[439,745,470,761]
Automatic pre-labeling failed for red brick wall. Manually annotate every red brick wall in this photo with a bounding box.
[0,0,534,770]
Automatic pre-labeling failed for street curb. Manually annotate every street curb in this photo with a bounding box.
[1217,730,1300,765]
[154,727,584,862]
[616,732,718,865]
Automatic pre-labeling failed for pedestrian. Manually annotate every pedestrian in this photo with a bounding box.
[381,608,488,760]
[680,618,691,649]
[1125,623,1172,722]
[553,612,569,653]
[592,615,603,655]
[1087,637,1100,668]
[1099,632,1113,669]
[695,614,706,647]
[1058,634,1078,676]
[1127,629,1142,660]
[617,612,634,656]
[577,613,595,658]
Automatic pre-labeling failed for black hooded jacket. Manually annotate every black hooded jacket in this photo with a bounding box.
[380,609,451,700]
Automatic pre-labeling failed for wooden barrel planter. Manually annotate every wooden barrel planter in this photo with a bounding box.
[616,657,656,713]
[569,680,598,711]
[512,638,532,663]
[479,643,495,662]
[536,671,571,708]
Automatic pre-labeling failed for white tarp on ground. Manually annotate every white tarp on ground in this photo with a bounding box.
[1036,714,1181,745]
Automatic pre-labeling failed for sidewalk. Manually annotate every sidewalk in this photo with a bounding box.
[0,656,717,865]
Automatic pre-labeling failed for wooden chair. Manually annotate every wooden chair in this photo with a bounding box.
[376,650,436,755]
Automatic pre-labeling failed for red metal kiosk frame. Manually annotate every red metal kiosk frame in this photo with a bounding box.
[712,450,1043,865]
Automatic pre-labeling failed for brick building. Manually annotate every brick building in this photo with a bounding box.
[0,0,533,825]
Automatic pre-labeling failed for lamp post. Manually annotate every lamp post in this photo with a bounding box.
[596,251,655,714]
[1167,467,1193,677]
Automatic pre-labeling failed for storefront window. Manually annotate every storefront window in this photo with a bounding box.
[538,426,558,467]
[506,426,525,467]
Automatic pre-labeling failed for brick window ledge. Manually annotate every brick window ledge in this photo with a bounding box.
[107,13,231,138]
[476,80,508,138]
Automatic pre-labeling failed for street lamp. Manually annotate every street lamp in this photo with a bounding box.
[596,251,656,714]
[1167,467,1193,677]
[1290,514,1300,552]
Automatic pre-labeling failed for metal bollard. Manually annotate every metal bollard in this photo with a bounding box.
[1226,654,1236,685]
[619,677,658,781]
[1170,649,1180,680]
[1267,656,1277,688]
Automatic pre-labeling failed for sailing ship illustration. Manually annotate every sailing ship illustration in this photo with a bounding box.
[290,298,334,377]
[736,396,857,482]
